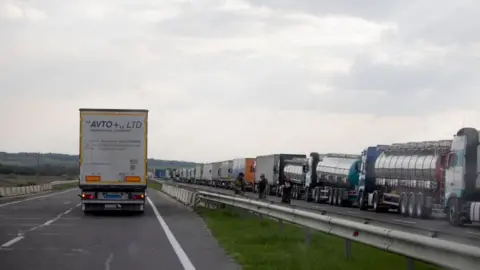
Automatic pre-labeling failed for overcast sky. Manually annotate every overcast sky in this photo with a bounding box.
[1,0,480,163]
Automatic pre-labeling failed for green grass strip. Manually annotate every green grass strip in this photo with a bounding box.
[198,207,441,270]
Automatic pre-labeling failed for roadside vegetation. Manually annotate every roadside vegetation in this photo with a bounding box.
[198,207,440,270]
[148,180,163,190]
[52,182,78,191]
[0,152,197,172]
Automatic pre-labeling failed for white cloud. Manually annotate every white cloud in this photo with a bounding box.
[1,0,480,162]
[1,2,46,21]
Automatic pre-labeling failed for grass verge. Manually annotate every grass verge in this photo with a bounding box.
[52,183,78,191]
[148,181,163,191]
[198,207,440,270]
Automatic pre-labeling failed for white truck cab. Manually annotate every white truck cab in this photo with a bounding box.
[444,127,480,226]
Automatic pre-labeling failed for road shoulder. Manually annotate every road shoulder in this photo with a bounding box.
[148,189,241,270]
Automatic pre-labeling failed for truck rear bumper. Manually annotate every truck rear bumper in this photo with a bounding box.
[81,200,144,204]
[82,201,145,212]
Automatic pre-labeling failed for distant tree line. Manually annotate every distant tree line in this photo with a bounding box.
[0,163,79,177]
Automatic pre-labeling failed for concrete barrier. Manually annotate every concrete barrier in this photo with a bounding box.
[0,183,54,198]
[161,184,197,206]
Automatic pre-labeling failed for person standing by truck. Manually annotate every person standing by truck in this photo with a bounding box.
[233,172,245,195]
[258,173,268,199]
[281,176,293,204]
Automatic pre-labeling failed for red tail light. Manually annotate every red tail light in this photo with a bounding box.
[81,193,94,200]
[131,194,145,200]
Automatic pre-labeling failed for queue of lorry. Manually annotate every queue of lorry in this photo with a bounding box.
[163,127,480,227]
[76,108,480,226]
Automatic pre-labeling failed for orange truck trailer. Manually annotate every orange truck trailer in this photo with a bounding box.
[232,158,255,191]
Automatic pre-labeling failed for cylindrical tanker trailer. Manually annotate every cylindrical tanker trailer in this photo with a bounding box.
[357,140,452,218]
[304,153,361,206]
[283,157,306,199]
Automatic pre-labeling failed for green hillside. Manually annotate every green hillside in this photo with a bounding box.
[0,152,197,173]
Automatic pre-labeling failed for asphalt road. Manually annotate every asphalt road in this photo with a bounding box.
[0,188,240,270]
[172,181,480,245]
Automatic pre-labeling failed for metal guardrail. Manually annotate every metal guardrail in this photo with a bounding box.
[160,183,480,270]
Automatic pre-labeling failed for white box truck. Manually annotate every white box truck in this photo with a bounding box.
[79,108,148,214]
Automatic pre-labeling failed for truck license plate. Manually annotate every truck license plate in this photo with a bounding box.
[104,204,118,209]
[103,192,121,199]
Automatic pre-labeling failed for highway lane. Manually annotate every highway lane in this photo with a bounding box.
[170,181,480,244]
[0,188,240,270]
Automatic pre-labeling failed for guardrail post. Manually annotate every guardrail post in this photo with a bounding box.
[305,228,311,246]
[278,220,283,233]
[345,239,351,259]
[406,257,414,270]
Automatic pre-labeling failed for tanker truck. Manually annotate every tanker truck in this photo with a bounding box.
[283,157,307,200]
[444,127,480,226]
[357,140,451,218]
[303,153,361,206]
[254,154,306,196]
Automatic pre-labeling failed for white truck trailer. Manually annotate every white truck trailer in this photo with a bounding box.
[194,164,203,184]
[79,108,148,214]
[202,163,213,185]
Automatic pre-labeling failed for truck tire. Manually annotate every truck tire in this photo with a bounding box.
[447,198,463,226]
[328,189,334,205]
[305,188,310,202]
[400,193,408,216]
[358,190,367,210]
[334,189,340,206]
[407,192,416,217]
[373,192,383,213]
[416,193,430,219]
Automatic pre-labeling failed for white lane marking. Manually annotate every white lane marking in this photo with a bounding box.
[0,204,80,248]
[0,217,41,220]
[1,236,24,248]
[147,197,196,270]
[104,253,114,270]
[7,232,73,236]
[0,224,38,227]
[0,188,78,208]
[391,219,416,224]
[467,231,480,236]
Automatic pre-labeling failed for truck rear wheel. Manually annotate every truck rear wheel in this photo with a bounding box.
[334,189,341,206]
[407,192,416,217]
[305,188,310,202]
[415,193,431,219]
[448,198,463,226]
[358,190,367,210]
[400,193,408,216]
